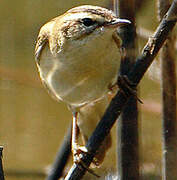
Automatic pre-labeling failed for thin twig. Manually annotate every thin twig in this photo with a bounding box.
[0,146,5,180]
[64,1,177,179]
[158,0,177,179]
[46,125,72,180]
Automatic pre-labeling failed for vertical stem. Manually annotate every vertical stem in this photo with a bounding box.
[158,1,177,179]
[46,125,71,180]
[113,0,119,16]
[116,1,139,179]
[0,146,5,180]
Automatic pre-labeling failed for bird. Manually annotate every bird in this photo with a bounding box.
[35,5,130,168]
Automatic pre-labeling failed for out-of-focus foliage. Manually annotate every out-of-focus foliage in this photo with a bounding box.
[0,1,176,180]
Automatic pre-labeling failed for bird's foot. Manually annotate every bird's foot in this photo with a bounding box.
[117,75,143,104]
[73,146,88,163]
[73,146,103,168]
[72,146,100,178]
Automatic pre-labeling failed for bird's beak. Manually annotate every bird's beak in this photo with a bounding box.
[106,18,131,28]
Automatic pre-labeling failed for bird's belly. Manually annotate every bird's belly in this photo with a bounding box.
[38,41,120,107]
[40,64,116,107]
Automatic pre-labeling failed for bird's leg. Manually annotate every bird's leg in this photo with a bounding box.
[71,111,100,178]
[72,111,88,163]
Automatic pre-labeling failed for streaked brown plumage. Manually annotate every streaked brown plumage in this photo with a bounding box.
[35,5,130,167]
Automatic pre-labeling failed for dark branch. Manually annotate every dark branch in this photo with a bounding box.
[0,146,5,180]
[158,0,177,179]
[64,1,177,179]
[46,125,71,180]
[117,0,139,179]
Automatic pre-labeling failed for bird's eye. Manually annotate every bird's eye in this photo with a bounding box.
[82,18,96,27]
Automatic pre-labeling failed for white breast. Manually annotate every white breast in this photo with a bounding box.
[38,28,120,107]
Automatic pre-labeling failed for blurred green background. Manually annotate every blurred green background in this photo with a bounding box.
[0,0,176,180]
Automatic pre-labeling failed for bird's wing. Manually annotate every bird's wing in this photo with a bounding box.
[34,21,55,65]
[112,31,122,49]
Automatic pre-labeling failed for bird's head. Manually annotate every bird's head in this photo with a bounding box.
[58,5,131,40]
[35,5,131,59]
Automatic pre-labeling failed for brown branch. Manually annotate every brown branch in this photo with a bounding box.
[158,0,177,179]
[0,147,5,180]
[116,0,139,179]
[64,1,177,179]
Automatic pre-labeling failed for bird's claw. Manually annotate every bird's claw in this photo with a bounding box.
[73,146,88,163]
[73,146,100,178]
